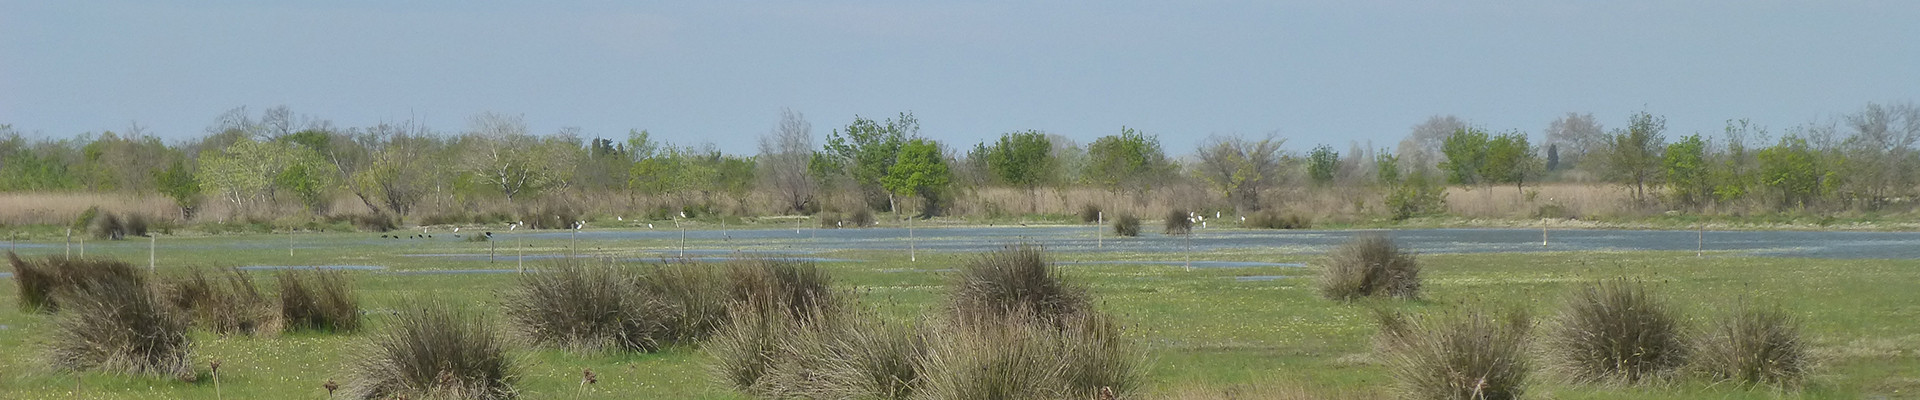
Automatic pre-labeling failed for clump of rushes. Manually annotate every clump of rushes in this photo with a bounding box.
[9,252,143,313]
[47,269,195,380]
[708,259,848,394]
[343,300,516,400]
[1376,307,1532,400]
[165,267,276,336]
[1246,211,1312,229]
[1112,214,1140,237]
[917,308,1143,400]
[1163,208,1192,235]
[636,262,730,343]
[1078,204,1103,224]
[727,258,841,322]
[1318,234,1421,301]
[278,268,361,333]
[950,244,1089,325]
[1544,278,1687,384]
[502,259,672,353]
[1693,302,1809,388]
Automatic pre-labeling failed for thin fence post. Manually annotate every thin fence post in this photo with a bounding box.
[65,228,72,258]
[149,234,157,272]
[1097,211,1103,249]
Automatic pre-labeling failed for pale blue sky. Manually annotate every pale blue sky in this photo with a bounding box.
[3,1,1915,153]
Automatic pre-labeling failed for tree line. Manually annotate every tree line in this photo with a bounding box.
[1,102,1915,225]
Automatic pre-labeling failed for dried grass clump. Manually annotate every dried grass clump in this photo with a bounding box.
[1544,279,1687,384]
[950,245,1090,325]
[47,267,194,380]
[162,267,277,336]
[1375,307,1532,400]
[503,259,672,353]
[278,268,361,333]
[1692,302,1808,388]
[917,309,1143,400]
[1078,204,1103,224]
[1112,214,1140,237]
[343,300,516,400]
[1246,211,1312,229]
[1318,234,1421,301]
[9,252,143,313]
[1164,208,1193,235]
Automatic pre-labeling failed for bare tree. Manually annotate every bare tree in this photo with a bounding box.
[1194,133,1287,213]
[462,112,562,203]
[1841,102,1920,207]
[759,109,816,213]
[1546,112,1606,172]
[1398,115,1467,175]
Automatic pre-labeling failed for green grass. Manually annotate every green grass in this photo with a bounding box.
[3,229,1919,398]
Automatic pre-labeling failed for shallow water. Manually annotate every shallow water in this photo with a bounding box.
[237,265,386,271]
[523,226,1920,259]
[1058,260,1306,268]
[1234,275,1290,282]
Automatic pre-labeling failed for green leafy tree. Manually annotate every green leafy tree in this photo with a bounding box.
[823,112,916,211]
[1374,150,1401,186]
[1481,131,1540,190]
[153,159,201,219]
[1438,128,1490,186]
[198,137,333,213]
[1711,119,1764,203]
[882,138,951,217]
[981,130,1055,213]
[1307,144,1339,185]
[1663,134,1711,207]
[1757,135,1833,208]
[1605,112,1668,202]
[1083,127,1176,194]
[1194,134,1286,213]
[460,113,567,203]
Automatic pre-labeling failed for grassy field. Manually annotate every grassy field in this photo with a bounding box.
[3,228,1918,399]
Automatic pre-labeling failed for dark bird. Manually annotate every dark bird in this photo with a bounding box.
[582,368,598,386]
[323,379,339,395]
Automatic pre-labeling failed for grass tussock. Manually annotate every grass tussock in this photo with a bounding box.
[1544,278,1687,384]
[817,208,876,229]
[1112,214,1141,237]
[1164,208,1193,235]
[1246,211,1312,229]
[950,245,1090,324]
[1317,234,1421,301]
[343,300,517,400]
[162,267,276,336]
[277,268,361,333]
[9,252,143,313]
[503,259,672,353]
[727,258,842,322]
[1375,307,1532,400]
[1692,302,1808,388]
[350,213,398,232]
[708,260,849,394]
[1159,382,1379,400]
[47,267,194,380]
[1079,204,1103,224]
[917,309,1144,400]
[750,309,926,399]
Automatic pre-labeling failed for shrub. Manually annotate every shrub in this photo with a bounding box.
[950,245,1090,324]
[503,260,672,353]
[522,203,582,230]
[1544,279,1687,384]
[278,268,361,333]
[164,267,275,336]
[1693,302,1808,388]
[709,261,852,394]
[9,253,143,313]
[351,213,398,232]
[1318,234,1421,301]
[818,212,844,228]
[1387,172,1448,220]
[1164,208,1193,235]
[1112,214,1140,237]
[72,206,101,232]
[1078,204,1103,224]
[124,213,150,237]
[1247,211,1312,229]
[343,300,516,400]
[847,208,876,228]
[1375,307,1531,400]
[47,269,194,379]
[91,212,125,240]
[918,309,1143,400]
